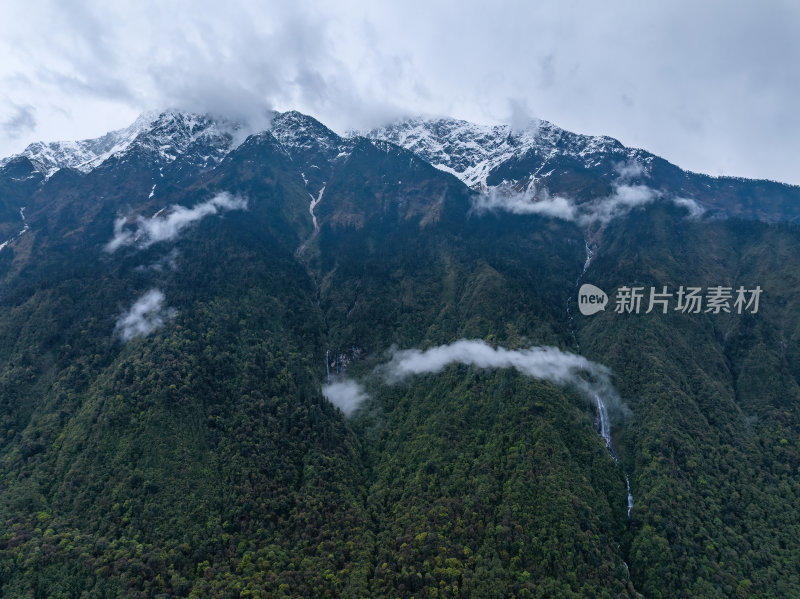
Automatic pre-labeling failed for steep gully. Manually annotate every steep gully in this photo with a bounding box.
[296,183,325,256]
[570,238,636,586]
[0,207,29,252]
[569,239,633,518]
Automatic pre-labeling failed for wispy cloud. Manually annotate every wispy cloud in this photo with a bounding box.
[323,339,627,419]
[134,248,180,272]
[322,379,370,417]
[473,183,703,226]
[105,191,247,252]
[472,186,578,220]
[115,288,175,342]
[671,196,705,218]
[1,103,36,139]
[578,183,661,226]
[383,339,607,386]
[614,160,647,182]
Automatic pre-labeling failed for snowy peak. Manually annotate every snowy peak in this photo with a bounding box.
[0,113,158,177]
[268,111,355,191]
[368,117,539,188]
[0,111,242,178]
[269,111,342,155]
[119,111,241,168]
[368,116,652,189]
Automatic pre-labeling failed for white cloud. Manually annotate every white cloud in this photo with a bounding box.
[614,160,646,182]
[384,339,594,383]
[115,288,175,342]
[321,340,628,419]
[672,196,705,219]
[105,191,247,252]
[577,184,661,226]
[134,248,180,272]
[472,187,578,220]
[381,339,627,417]
[473,182,703,226]
[322,378,370,416]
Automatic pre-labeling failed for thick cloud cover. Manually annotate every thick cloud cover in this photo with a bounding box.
[105,192,247,252]
[1,1,799,184]
[115,288,175,342]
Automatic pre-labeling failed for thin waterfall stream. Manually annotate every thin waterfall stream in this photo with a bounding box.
[572,240,634,520]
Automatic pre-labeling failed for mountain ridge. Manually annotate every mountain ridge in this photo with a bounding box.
[5,109,799,190]
[1,105,800,597]
[4,108,800,229]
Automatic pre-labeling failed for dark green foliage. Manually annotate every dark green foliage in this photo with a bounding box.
[1,118,799,597]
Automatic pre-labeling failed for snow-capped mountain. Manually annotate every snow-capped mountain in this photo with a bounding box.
[1,110,650,188]
[0,113,158,178]
[108,111,243,173]
[367,117,654,189]
[269,110,345,158]
[2,108,800,234]
[0,111,243,178]
[269,110,355,192]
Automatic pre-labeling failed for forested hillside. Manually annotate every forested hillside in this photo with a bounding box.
[0,111,798,597]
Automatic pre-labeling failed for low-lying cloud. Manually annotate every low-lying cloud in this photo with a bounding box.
[381,340,621,406]
[671,196,705,218]
[323,339,626,419]
[581,183,661,225]
[105,191,247,252]
[115,288,175,342]
[472,187,578,220]
[473,183,703,226]
[322,379,370,417]
[614,160,647,182]
[134,248,180,272]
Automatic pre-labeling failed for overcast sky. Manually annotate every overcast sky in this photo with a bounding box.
[1,0,798,184]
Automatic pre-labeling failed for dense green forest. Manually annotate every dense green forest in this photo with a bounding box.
[0,112,799,597]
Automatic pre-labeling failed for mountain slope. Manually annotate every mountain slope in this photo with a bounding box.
[0,111,242,179]
[0,110,799,597]
[369,116,800,222]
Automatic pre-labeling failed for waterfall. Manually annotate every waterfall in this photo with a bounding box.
[582,239,594,273]
[326,350,330,384]
[567,238,595,350]
[626,475,634,518]
[594,393,613,452]
[593,391,634,518]
[567,240,634,520]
